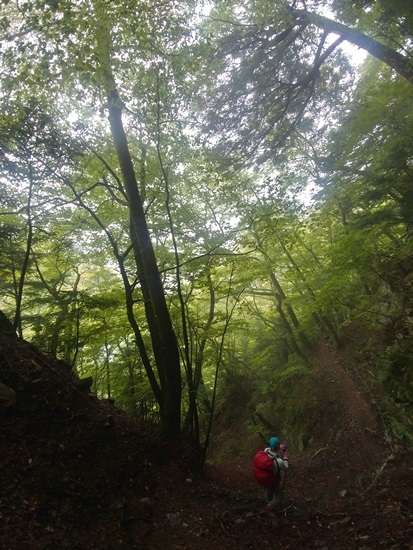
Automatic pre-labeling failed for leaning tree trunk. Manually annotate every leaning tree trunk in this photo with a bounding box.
[296,9,413,83]
[92,0,181,437]
[107,96,182,437]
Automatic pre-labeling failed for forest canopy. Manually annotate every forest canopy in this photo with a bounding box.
[1,0,412,455]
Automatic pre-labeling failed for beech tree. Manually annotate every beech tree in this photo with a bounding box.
[0,99,73,337]
[0,0,201,437]
[0,0,247,442]
[200,0,413,165]
[89,0,183,437]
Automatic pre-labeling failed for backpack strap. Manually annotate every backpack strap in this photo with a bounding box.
[272,456,281,483]
[263,449,281,485]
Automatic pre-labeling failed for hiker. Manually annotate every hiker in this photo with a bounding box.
[253,436,289,514]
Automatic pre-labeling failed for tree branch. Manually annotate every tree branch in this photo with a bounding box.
[295,9,413,83]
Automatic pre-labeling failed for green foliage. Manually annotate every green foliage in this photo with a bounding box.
[1,0,413,445]
[332,0,413,41]
[381,345,413,404]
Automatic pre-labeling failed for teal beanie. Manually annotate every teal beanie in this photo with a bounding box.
[268,436,280,450]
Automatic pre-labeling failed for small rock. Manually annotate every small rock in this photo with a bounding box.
[0,382,16,403]
[104,415,115,427]
[140,497,153,509]
[0,310,16,336]
[330,515,352,527]
[382,503,400,516]
[166,513,181,526]
[77,376,93,392]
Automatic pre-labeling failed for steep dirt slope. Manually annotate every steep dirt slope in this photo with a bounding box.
[0,331,412,549]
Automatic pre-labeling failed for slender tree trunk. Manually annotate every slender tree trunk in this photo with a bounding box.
[63,179,164,407]
[154,78,198,444]
[277,235,341,346]
[268,269,311,352]
[193,273,215,393]
[14,162,34,337]
[104,339,111,399]
[71,289,82,369]
[127,361,137,416]
[183,271,216,445]
[202,266,238,468]
[108,102,181,436]
[92,0,181,437]
[273,290,308,362]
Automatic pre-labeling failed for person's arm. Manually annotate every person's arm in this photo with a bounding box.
[277,452,289,471]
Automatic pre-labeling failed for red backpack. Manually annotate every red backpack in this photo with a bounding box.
[253,450,280,488]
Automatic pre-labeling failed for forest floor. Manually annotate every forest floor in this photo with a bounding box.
[0,329,413,549]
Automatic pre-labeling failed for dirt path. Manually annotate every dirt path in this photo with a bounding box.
[160,336,413,549]
[285,338,390,510]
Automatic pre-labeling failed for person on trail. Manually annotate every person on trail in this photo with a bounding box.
[253,436,289,514]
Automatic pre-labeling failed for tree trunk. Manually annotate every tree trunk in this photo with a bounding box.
[277,235,341,346]
[91,0,181,437]
[296,9,413,83]
[106,92,182,438]
[14,163,34,337]
[268,269,312,352]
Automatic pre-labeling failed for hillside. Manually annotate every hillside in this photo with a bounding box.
[0,329,412,549]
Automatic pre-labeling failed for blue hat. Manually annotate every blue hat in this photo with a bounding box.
[268,437,280,450]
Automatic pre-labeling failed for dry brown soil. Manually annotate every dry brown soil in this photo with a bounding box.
[0,330,412,549]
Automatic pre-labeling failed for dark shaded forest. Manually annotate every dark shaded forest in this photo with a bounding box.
[1,322,412,548]
[1,0,413,547]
